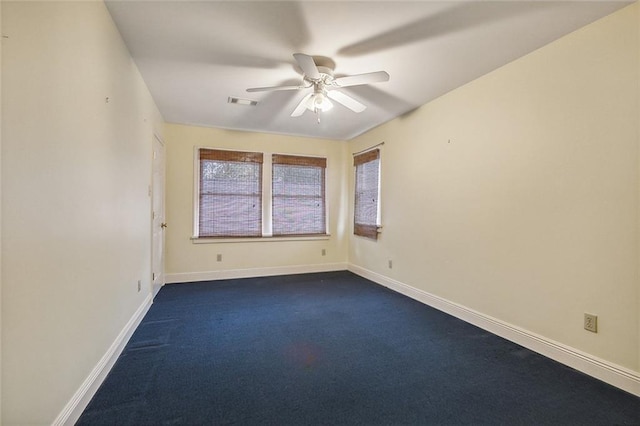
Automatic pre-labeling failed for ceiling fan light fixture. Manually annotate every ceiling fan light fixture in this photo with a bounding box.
[306,92,333,112]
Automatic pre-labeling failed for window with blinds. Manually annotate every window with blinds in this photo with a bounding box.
[272,154,327,236]
[198,149,263,237]
[354,148,380,240]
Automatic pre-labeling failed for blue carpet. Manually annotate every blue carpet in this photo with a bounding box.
[77,271,640,425]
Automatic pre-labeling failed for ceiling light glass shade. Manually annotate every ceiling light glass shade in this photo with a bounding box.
[306,92,333,112]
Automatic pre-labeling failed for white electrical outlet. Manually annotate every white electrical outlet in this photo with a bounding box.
[388,260,393,269]
[584,313,598,333]
[217,254,222,262]
[321,249,326,256]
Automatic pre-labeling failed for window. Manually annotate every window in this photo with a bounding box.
[195,148,328,239]
[197,149,263,237]
[272,154,326,236]
[354,148,380,239]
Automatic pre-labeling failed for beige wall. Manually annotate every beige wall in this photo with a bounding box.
[0,1,3,420]
[164,124,349,279]
[349,4,639,372]
[637,1,640,376]
[1,1,638,423]
[2,1,164,423]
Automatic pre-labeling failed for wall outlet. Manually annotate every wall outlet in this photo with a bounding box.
[137,280,141,292]
[321,249,326,256]
[584,313,598,333]
[216,254,222,262]
[388,260,393,269]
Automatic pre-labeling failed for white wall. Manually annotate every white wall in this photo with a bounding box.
[164,124,349,282]
[349,4,639,373]
[2,2,163,424]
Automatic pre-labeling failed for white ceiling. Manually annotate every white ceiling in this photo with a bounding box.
[105,1,632,141]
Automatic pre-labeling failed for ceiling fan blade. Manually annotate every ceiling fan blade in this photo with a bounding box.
[293,53,321,81]
[333,71,390,88]
[247,84,309,93]
[327,90,366,113]
[291,93,313,117]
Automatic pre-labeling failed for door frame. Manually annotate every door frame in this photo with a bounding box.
[151,133,166,297]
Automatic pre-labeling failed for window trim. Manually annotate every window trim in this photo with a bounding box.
[193,147,330,242]
[353,147,382,240]
[194,148,264,238]
[191,234,330,244]
[272,154,327,237]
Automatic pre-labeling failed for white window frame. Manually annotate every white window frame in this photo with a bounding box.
[192,147,330,243]
[353,146,382,239]
[271,154,328,237]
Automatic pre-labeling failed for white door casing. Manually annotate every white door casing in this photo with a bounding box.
[151,135,166,296]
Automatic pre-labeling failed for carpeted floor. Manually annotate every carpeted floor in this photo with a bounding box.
[77,271,640,425]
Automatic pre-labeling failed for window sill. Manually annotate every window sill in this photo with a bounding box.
[191,234,331,244]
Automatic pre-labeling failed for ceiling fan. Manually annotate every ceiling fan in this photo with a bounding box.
[247,53,389,121]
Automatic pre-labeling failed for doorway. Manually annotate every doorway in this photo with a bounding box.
[151,134,166,296]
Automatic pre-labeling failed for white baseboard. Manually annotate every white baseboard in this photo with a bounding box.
[348,264,640,398]
[165,262,348,284]
[53,294,153,426]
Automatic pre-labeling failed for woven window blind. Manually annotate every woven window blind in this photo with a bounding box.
[354,149,380,239]
[272,154,327,236]
[198,149,263,237]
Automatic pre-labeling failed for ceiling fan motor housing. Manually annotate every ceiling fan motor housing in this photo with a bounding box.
[305,66,335,86]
